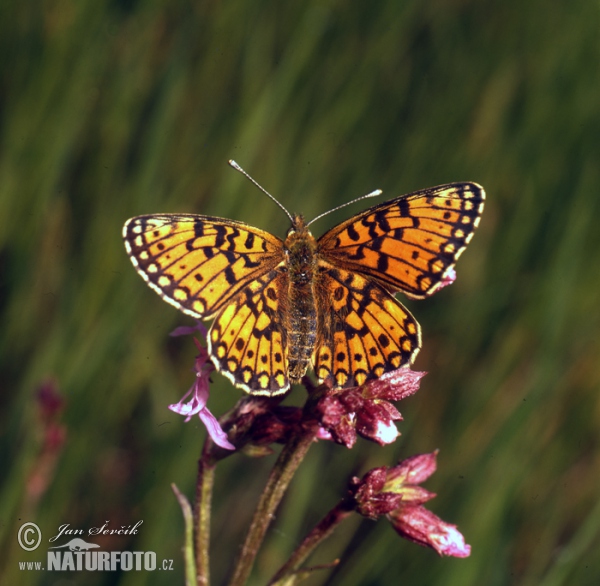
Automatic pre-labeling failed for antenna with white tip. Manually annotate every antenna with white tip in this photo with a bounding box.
[307,189,383,227]
[228,160,294,224]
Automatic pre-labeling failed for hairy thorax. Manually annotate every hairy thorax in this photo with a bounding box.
[283,215,318,382]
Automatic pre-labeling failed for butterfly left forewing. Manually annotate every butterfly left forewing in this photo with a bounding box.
[123,214,284,319]
[313,267,421,389]
[318,182,485,299]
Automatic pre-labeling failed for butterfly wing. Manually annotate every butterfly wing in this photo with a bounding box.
[209,269,290,395]
[313,267,421,388]
[317,183,485,299]
[123,214,284,319]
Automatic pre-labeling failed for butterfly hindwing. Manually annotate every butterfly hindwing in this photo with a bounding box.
[123,214,284,319]
[208,269,290,395]
[318,182,485,299]
[313,267,421,388]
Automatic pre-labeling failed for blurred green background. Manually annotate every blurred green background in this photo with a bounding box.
[1,1,599,584]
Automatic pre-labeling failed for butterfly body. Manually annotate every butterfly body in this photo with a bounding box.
[283,215,319,383]
[124,181,485,396]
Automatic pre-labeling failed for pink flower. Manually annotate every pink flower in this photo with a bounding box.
[169,338,235,451]
[350,467,404,518]
[350,452,471,558]
[314,368,426,448]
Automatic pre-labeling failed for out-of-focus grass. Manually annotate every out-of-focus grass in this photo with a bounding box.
[1,1,599,585]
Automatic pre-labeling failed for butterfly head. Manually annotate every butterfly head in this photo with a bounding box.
[286,214,310,238]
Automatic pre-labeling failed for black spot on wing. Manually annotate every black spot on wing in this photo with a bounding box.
[377,254,389,273]
[398,199,409,217]
[347,224,360,241]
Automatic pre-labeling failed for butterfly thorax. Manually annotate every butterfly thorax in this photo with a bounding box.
[284,215,319,382]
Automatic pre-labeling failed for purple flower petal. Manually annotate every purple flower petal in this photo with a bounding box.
[199,408,236,450]
[365,368,426,401]
[168,341,235,450]
[169,321,209,338]
[385,452,438,489]
[370,419,399,445]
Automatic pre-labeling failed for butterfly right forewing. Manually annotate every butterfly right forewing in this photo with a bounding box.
[318,183,485,299]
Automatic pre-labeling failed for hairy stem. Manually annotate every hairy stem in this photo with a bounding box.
[228,430,316,586]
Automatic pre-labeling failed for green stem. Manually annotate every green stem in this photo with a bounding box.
[268,498,355,585]
[228,430,316,586]
[172,483,198,586]
[194,447,216,586]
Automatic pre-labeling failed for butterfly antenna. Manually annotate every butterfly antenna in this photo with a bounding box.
[228,160,294,224]
[307,189,383,227]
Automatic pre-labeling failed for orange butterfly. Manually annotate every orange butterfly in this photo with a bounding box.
[123,162,484,396]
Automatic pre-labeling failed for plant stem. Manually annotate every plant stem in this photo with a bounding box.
[268,497,355,585]
[195,446,216,586]
[172,483,197,586]
[228,430,316,586]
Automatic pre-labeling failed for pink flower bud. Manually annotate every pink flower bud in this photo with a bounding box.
[388,505,471,558]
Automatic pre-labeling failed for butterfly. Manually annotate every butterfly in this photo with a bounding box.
[123,162,484,396]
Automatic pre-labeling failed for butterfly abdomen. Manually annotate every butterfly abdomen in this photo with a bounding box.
[284,218,318,383]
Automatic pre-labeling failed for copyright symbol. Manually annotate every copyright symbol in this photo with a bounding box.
[18,522,42,551]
